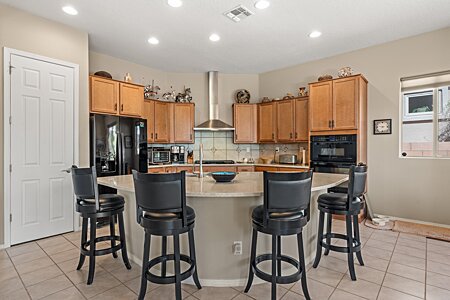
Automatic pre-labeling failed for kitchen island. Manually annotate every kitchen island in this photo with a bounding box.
[97,172,348,286]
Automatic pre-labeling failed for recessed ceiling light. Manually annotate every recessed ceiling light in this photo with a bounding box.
[167,0,183,8]
[62,6,78,15]
[148,37,159,45]
[254,0,270,10]
[209,34,220,42]
[309,31,322,38]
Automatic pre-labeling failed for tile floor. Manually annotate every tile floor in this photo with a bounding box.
[1,220,450,299]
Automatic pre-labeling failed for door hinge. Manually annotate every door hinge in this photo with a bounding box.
[9,116,12,125]
[9,62,15,74]
[10,214,12,223]
[9,164,12,173]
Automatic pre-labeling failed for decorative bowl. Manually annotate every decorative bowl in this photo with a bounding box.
[338,67,353,78]
[318,74,333,81]
[211,172,237,183]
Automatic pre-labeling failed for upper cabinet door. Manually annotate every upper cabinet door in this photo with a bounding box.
[143,100,155,143]
[119,83,143,117]
[277,100,295,142]
[332,77,358,130]
[309,81,333,131]
[173,103,195,143]
[234,104,257,143]
[295,98,309,141]
[258,102,277,142]
[90,76,119,115]
[154,101,171,143]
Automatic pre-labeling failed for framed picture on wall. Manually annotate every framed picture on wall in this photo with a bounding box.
[373,119,392,135]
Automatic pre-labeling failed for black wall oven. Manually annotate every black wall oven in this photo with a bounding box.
[310,135,357,174]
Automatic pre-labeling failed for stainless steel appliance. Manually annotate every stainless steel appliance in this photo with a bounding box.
[310,134,357,174]
[90,114,148,193]
[170,146,186,164]
[149,148,171,164]
[279,154,298,164]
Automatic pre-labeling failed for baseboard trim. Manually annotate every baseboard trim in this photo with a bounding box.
[388,216,450,229]
[0,244,6,250]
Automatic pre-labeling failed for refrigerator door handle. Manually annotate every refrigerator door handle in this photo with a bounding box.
[117,131,122,174]
[120,132,126,174]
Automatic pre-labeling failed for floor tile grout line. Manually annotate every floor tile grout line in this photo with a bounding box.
[424,238,428,299]
[38,236,87,299]
[376,230,399,300]
[4,246,33,300]
[34,240,88,300]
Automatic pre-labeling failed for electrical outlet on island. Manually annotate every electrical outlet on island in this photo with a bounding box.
[233,241,242,255]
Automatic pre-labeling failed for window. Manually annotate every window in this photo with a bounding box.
[400,71,450,158]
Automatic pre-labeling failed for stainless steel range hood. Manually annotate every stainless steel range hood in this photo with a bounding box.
[194,71,235,131]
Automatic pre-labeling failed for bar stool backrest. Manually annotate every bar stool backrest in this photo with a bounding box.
[71,166,100,211]
[347,165,367,210]
[132,170,187,226]
[263,170,313,224]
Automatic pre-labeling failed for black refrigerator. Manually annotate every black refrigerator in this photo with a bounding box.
[90,114,148,190]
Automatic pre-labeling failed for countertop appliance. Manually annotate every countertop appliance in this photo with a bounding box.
[279,154,298,164]
[90,114,148,191]
[194,160,236,164]
[310,134,357,174]
[149,147,171,164]
[170,146,186,164]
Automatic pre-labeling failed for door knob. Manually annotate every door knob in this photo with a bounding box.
[61,168,71,173]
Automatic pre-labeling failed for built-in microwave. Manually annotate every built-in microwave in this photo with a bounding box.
[149,147,171,164]
[310,135,357,173]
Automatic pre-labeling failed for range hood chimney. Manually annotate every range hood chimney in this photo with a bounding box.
[193,71,235,131]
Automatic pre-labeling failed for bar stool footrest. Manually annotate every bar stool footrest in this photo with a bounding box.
[320,233,361,253]
[81,235,122,256]
[252,253,303,285]
[146,254,195,285]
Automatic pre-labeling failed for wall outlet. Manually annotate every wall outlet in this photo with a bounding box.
[246,147,251,153]
[275,147,280,152]
[233,241,242,255]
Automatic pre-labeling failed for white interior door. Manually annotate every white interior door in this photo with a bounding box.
[10,53,74,245]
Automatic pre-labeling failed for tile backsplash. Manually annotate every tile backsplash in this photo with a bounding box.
[148,132,308,163]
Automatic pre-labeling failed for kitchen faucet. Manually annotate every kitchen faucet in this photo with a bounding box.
[198,143,204,178]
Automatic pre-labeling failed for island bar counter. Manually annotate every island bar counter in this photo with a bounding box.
[98,172,348,286]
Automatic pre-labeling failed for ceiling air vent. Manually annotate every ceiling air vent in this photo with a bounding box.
[224,5,254,23]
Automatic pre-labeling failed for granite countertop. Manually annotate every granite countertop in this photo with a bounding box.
[97,172,348,198]
[148,163,310,169]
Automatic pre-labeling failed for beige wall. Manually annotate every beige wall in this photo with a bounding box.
[259,27,450,225]
[0,4,89,245]
[89,51,260,125]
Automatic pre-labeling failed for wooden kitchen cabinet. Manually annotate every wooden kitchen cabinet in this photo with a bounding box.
[332,77,358,130]
[90,75,144,117]
[309,81,333,131]
[254,166,278,172]
[258,102,277,143]
[148,167,166,174]
[173,103,195,143]
[119,83,143,117]
[143,100,155,143]
[237,166,255,172]
[277,100,295,142]
[90,76,119,115]
[233,104,257,143]
[154,101,171,143]
[176,166,194,173]
[309,75,367,134]
[295,97,309,141]
[277,167,308,172]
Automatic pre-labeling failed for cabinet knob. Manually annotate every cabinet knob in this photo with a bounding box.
[328,120,332,128]
[272,133,275,139]
[155,133,158,139]
[190,133,192,140]
[151,133,153,139]
[295,132,298,139]
[290,133,293,139]
[114,103,117,111]
[121,104,124,111]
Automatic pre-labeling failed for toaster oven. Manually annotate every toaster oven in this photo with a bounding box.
[149,148,171,164]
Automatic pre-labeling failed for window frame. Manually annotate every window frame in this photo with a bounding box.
[400,86,449,159]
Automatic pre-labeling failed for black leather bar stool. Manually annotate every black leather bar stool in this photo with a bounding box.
[244,171,313,300]
[313,165,367,281]
[70,166,131,285]
[132,170,201,300]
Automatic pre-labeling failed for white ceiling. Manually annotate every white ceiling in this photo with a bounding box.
[2,0,450,73]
